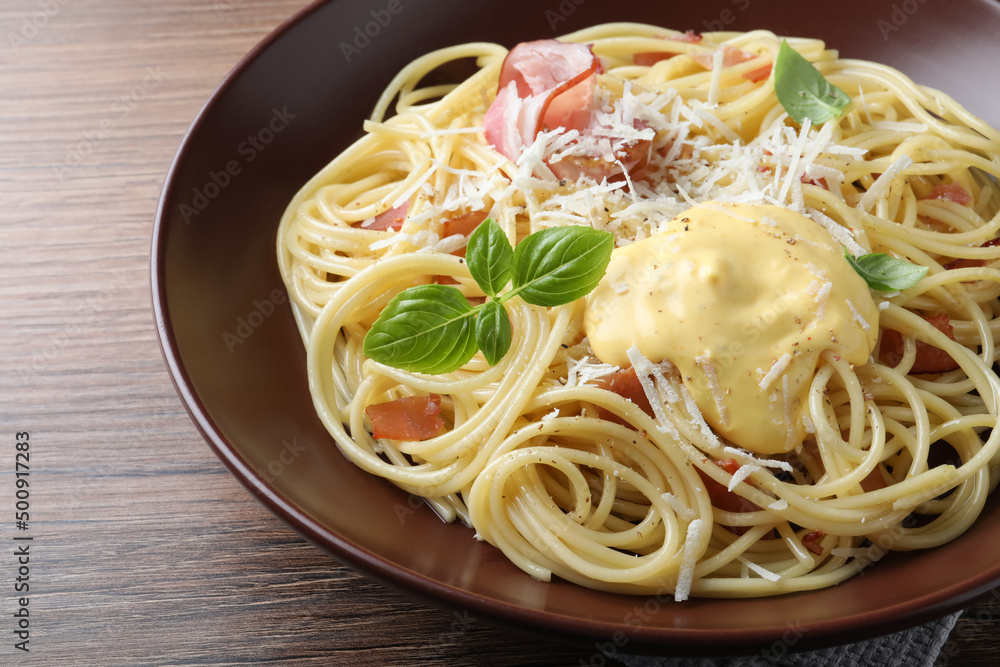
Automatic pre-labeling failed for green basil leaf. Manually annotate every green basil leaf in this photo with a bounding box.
[362,284,479,374]
[774,40,851,125]
[511,226,615,307]
[475,299,512,366]
[467,218,513,297]
[845,250,928,291]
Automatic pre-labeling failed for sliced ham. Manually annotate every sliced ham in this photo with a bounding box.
[632,30,703,66]
[365,394,444,441]
[860,467,888,492]
[484,40,600,163]
[922,183,972,207]
[694,458,767,536]
[880,312,960,374]
[482,82,525,162]
[944,238,1000,271]
[485,39,658,183]
[355,201,408,231]
[699,458,762,515]
[593,367,653,424]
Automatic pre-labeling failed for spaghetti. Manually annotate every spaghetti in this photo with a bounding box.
[277,24,1000,598]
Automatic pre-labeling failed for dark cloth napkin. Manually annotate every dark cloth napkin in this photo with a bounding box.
[617,611,960,667]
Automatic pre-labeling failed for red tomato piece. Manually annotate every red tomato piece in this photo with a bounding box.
[690,45,757,70]
[436,211,490,274]
[742,64,772,83]
[365,394,444,441]
[546,119,653,183]
[801,530,824,555]
[442,210,489,239]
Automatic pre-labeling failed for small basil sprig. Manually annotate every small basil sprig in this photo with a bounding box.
[845,249,928,291]
[774,40,851,125]
[362,219,614,374]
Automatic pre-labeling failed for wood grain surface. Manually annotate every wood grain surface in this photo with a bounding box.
[0,1,996,665]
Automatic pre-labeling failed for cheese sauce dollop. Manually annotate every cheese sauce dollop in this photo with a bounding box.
[584,202,878,455]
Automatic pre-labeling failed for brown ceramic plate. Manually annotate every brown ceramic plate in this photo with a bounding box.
[152,0,1000,655]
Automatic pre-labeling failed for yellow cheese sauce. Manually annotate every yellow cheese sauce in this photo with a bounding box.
[584,202,879,455]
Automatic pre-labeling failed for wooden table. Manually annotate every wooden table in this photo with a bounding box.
[0,1,997,664]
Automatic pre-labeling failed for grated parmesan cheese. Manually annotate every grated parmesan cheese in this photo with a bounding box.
[858,154,914,212]
[674,519,704,602]
[707,48,724,107]
[722,446,794,474]
[813,280,833,320]
[661,492,697,521]
[678,384,719,444]
[650,359,682,405]
[847,299,871,331]
[801,414,816,434]
[758,352,791,391]
[737,556,781,581]
[626,346,677,436]
[778,117,811,204]
[696,354,729,427]
[566,354,618,388]
[727,463,761,492]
